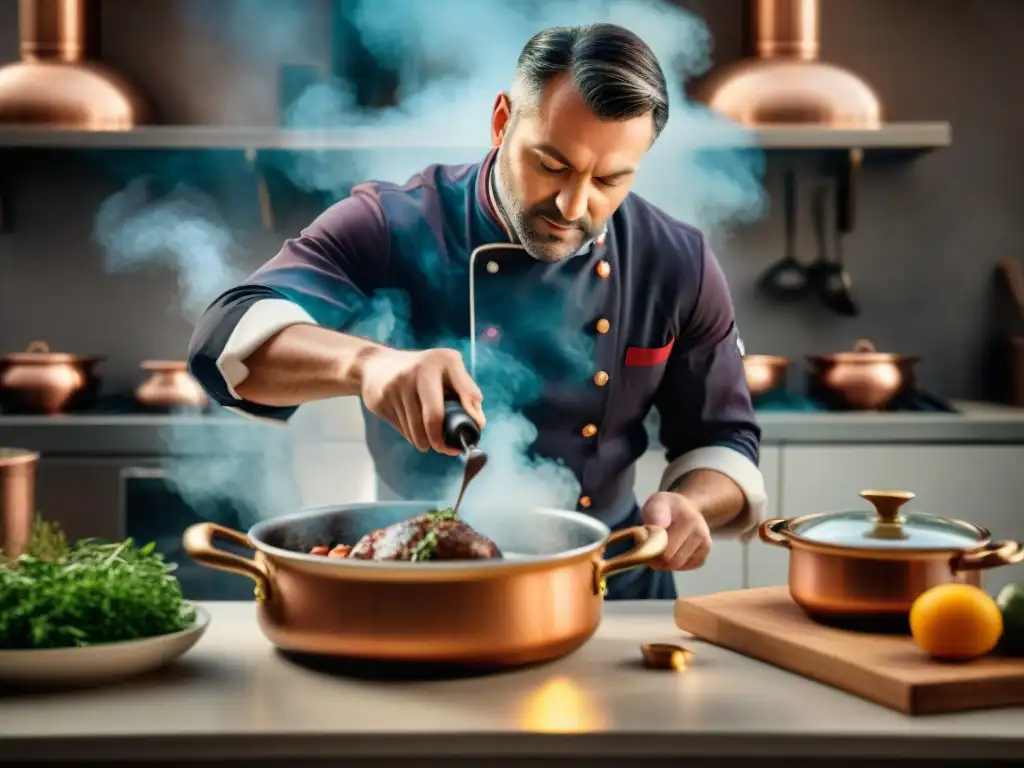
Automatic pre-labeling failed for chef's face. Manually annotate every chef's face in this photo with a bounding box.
[490,73,654,263]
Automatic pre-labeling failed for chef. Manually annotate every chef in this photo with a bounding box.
[188,22,766,599]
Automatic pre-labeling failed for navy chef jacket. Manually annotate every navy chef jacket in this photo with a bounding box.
[188,148,766,600]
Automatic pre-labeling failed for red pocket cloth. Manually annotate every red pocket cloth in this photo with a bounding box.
[624,338,675,367]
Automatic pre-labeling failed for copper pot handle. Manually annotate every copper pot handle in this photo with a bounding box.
[852,339,876,353]
[951,541,1024,572]
[182,522,272,603]
[25,341,50,353]
[758,518,791,548]
[593,525,668,595]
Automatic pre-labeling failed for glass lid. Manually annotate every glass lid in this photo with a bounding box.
[789,490,985,550]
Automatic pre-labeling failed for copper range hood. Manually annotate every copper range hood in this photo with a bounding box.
[693,0,882,128]
[0,0,149,129]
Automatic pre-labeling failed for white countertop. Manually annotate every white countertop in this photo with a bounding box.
[0,601,1021,763]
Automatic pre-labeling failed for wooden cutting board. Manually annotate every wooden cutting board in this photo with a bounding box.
[673,587,1024,715]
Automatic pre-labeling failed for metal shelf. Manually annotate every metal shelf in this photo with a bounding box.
[0,122,951,152]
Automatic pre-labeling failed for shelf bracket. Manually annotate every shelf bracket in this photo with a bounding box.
[245,147,276,233]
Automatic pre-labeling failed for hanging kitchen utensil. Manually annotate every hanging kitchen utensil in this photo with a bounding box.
[0,0,150,129]
[757,168,809,300]
[245,147,276,233]
[809,180,860,316]
[692,0,882,128]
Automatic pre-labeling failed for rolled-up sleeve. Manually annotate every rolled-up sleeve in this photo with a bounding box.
[653,238,766,536]
[188,186,390,422]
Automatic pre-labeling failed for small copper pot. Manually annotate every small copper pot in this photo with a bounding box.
[135,360,208,409]
[743,354,790,397]
[183,501,667,667]
[759,489,1024,629]
[0,341,104,414]
[0,447,39,560]
[806,339,919,411]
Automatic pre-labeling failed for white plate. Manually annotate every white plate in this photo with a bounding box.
[0,605,210,688]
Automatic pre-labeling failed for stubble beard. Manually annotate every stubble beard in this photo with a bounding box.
[494,148,582,264]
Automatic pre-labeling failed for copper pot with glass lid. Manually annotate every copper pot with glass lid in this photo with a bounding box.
[759,489,1024,630]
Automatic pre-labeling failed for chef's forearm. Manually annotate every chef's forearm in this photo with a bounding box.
[669,469,746,529]
[233,324,382,407]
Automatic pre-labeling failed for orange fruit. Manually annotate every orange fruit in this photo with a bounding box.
[909,584,1003,660]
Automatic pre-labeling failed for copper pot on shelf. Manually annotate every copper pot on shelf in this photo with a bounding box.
[183,501,667,667]
[0,341,104,414]
[135,360,208,409]
[692,0,882,128]
[743,354,790,397]
[806,339,918,411]
[0,0,150,129]
[0,447,39,560]
[758,489,1023,630]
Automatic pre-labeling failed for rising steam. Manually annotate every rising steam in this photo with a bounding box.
[93,0,766,526]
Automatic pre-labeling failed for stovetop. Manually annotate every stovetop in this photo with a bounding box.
[752,390,959,414]
[0,392,218,417]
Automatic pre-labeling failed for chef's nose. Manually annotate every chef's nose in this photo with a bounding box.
[556,182,589,224]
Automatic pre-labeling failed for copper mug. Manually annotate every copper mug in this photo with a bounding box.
[0,448,39,559]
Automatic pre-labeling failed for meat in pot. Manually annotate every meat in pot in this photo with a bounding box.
[308,507,502,562]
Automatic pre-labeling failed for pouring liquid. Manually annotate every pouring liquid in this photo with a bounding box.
[442,399,489,517]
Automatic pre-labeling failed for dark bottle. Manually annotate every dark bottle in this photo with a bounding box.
[442,399,481,453]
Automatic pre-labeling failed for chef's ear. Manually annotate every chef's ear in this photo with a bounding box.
[491,92,512,146]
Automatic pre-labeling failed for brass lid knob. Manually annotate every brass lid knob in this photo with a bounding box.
[860,489,915,540]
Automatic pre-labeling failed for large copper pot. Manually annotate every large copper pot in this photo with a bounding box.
[0,341,105,414]
[743,354,790,397]
[0,0,150,129]
[692,0,882,128]
[806,339,918,411]
[135,360,208,409]
[759,489,1024,630]
[183,501,667,667]
[0,447,39,559]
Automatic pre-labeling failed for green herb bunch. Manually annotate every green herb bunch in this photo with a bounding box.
[409,507,458,562]
[0,520,195,650]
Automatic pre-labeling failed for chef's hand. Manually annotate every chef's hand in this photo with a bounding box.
[359,347,485,456]
[641,492,712,571]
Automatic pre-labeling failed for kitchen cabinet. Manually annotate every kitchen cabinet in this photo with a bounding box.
[747,446,1024,596]
[634,446,781,597]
